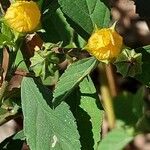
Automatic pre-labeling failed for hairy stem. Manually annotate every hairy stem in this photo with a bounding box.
[105,64,118,97]
[0,110,21,126]
[0,81,8,105]
[99,63,116,129]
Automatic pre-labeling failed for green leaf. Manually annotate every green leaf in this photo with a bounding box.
[58,0,110,39]
[114,92,136,125]
[132,87,144,118]
[0,33,11,47]
[42,8,73,46]
[36,0,44,8]
[0,107,7,115]
[79,77,103,149]
[21,77,80,150]
[53,57,98,107]
[97,128,133,150]
[41,0,59,14]
[41,70,59,86]
[114,49,142,77]
[0,23,15,47]
[73,33,86,48]
[140,45,150,53]
[0,105,20,126]
[1,23,14,42]
[30,43,60,79]
[65,76,103,150]
[135,45,150,86]
[113,88,144,126]
[13,130,25,140]
[137,115,150,132]
[14,49,28,71]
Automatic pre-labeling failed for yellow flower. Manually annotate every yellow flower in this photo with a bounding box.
[4,1,41,33]
[86,25,123,63]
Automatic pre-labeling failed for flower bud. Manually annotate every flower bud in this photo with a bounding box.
[4,1,41,33]
[86,25,123,63]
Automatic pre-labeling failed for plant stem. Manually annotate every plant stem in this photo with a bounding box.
[99,63,116,129]
[105,64,118,97]
[0,110,21,126]
[0,81,8,105]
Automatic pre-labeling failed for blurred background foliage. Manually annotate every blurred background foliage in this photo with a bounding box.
[1,0,150,150]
